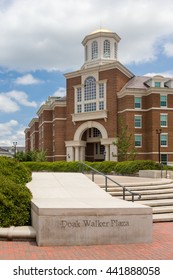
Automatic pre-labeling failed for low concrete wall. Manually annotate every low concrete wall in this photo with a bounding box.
[28,173,152,246]
[139,170,173,179]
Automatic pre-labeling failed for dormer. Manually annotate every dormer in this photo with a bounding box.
[145,75,165,88]
[165,78,173,88]
[81,28,121,69]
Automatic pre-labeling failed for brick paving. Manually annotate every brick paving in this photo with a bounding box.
[0,222,173,260]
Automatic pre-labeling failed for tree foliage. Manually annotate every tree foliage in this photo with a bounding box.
[113,118,137,161]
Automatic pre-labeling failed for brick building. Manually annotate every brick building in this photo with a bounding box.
[25,28,173,164]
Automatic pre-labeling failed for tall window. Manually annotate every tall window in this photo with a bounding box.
[134,97,142,109]
[160,95,167,107]
[135,115,142,128]
[85,45,88,61]
[91,41,98,59]
[99,83,104,98]
[77,88,82,102]
[84,77,96,101]
[161,154,168,165]
[160,114,167,127]
[135,135,142,147]
[114,43,117,58]
[103,40,110,58]
[160,134,168,147]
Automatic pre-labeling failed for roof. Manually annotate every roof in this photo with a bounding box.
[122,76,150,90]
[90,28,112,34]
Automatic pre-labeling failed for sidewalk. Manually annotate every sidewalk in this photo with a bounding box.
[0,222,173,260]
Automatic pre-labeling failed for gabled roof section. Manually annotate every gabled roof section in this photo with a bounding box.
[122,76,150,90]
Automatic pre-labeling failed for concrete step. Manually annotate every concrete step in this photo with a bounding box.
[109,188,173,196]
[136,198,173,207]
[153,213,173,222]
[114,193,173,201]
[102,184,173,192]
[152,206,173,214]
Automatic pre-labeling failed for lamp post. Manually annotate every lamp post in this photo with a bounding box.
[156,129,162,164]
[13,141,17,157]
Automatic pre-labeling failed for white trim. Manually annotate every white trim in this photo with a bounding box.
[118,107,173,114]
[74,121,108,141]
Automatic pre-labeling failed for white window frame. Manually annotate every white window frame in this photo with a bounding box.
[160,95,167,107]
[103,40,110,58]
[135,115,142,128]
[160,133,168,147]
[134,97,142,109]
[160,114,168,127]
[135,134,142,147]
[91,41,98,60]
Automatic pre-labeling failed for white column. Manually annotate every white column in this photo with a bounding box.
[75,146,80,161]
[80,146,85,161]
[105,145,110,161]
[66,146,74,162]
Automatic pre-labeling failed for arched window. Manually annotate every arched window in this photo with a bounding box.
[103,40,110,58]
[84,77,96,101]
[85,45,88,61]
[91,41,98,59]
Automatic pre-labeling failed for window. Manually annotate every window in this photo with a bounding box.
[93,128,101,137]
[160,95,167,107]
[155,82,161,87]
[95,143,105,155]
[85,45,88,61]
[135,115,142,128]
[77,104,82,113]
[99,83,104,98]
[103,40,110,58]
[77,88,82,102]
[114,43,117,58]
[134,97,141,109]
[91,41,98,59]
[160,134,168,147]
[135,135,142,147]
[99,101,104,110]
[84,102,96,112]
[160,114,167,127]
[161,154,168,165]
[84,77,96,101]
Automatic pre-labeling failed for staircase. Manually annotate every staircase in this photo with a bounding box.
[98,179,173,222]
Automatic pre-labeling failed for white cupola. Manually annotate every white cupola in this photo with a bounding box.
[81,28,121,69]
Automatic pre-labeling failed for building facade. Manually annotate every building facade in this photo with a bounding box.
[25,28,173,164]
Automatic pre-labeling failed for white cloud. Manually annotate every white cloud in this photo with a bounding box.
[163,42,173,57]
[0,90,37,113]
[0,93,20,113]
[0,120,18,137]
[0,120,25,146]
[15,74,42,85]
[53,87,66,97]
[0,0,173,71]
[144,71,173,78]
[7,91,37,107]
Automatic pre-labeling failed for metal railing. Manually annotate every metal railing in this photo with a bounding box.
[78,162,141,202]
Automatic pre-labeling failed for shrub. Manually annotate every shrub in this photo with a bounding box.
[113,160,160,175]
[0,174,32,227]
[0,157,32,227]
[0,156,32,184]
[23,160,162,175]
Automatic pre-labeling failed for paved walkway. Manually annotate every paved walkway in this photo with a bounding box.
[0,222,173,260]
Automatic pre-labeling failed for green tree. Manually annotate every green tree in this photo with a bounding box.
[113,118,137,161]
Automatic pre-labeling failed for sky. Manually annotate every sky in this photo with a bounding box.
[0,0,173,147]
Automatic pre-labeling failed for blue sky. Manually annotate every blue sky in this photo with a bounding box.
[0,0,173,146]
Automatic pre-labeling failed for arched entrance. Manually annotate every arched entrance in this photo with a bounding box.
[65,121,117,162]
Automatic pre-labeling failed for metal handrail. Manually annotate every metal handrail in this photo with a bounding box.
[78,161,141,202]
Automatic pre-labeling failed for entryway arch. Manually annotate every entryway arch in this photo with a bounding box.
[65,121,117,162]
